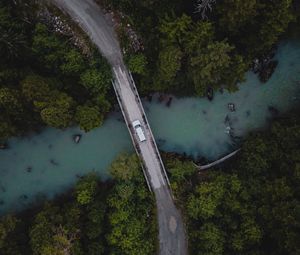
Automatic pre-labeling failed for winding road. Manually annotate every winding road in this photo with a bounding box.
[52,0,188,254]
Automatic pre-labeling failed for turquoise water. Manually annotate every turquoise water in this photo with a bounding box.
[146,40,300,159]
[1,40,300,214]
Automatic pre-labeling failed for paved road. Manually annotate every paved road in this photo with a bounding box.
[53,0,187,254]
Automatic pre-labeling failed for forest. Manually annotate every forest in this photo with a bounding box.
[102,0,299,95]
[1,0,300,254]
[1,0,299,140]
[0,0,113,141]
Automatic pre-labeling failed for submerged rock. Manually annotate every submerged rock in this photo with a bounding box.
[228,103,236,112]
[268,106,279,117]
[26,167,32,173]
[206,87,214,101]
[259,60,278,83]
[73,134,82,144]
[166,97,173,107]
[0,142,9,150]
[50,159,59,166]
[252,47,278,83]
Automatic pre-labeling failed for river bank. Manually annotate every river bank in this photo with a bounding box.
[1,38,300,215]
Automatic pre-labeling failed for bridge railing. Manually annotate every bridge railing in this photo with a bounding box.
[111,78,152,192]
[128,71,171,188]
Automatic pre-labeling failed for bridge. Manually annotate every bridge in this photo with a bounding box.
[53,0,188,254]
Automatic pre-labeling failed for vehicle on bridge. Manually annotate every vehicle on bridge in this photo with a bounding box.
[132,120,146,142]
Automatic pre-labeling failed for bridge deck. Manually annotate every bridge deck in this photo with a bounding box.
[113,65,170,190]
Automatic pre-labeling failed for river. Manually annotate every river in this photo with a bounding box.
[0,39,300,215]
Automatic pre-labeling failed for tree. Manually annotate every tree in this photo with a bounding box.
[0,88,23,116]
[31,23,66,71]
[80,69,111,95]
[159,14,192,45]
[0,116,16,139]
[216,0,257,33]
[190,41,234,95]
[75,174,98,205]
[109,153,141,181]
[21,74,51,103]
[60,49,85,76]
[40,106,73,129]
[157,44,182,84]
[195,223,225,255]
[0,215,18,249]
[107,153,156,255]
[75,105,103,132]
[127,53,148,75]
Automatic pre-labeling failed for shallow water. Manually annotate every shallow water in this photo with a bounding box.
[1,40,300,214]
[146,39,300,159]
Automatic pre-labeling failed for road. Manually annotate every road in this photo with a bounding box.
[52,0,187,254]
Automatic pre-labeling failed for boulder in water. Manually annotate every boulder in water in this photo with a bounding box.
[166,97,173,107]
[206,87,214,101]
[268,106,279,117]
[228,103,236,112]
[0,142,8,150]
[73,134,82,144]
[259,60,278,83]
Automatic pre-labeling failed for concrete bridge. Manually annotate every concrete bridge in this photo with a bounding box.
[52,0,187,254]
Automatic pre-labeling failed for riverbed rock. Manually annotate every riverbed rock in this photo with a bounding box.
[268,105,279,117]
[166,97,173,107]
[228,103,236,112]
[252,47,278,83]
[206,87,214,101]
[259,60,278,83]
[0,142,9,150]
[73,134,82,144]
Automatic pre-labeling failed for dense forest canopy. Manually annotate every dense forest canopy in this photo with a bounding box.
[0,0,299,140]
[0,0,113,141]
[102,0,298,95]
[166,109,300,255]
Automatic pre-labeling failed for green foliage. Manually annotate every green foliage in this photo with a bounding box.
[75,105,103,132]
[21,74,51,103]
[80,68,111,95]
[171,110,300,255]
[0,2,113,139]
[60,49,86,75]
[32,23,66,72]
[216,0,258,33]
[0,88,23,116]
[40,105,73,129]
[0,215,18,249]
[157,44,182,84]
[127,53,148,75]
[107,154,157,255]
[75,174,98,205]
[0,154,157,255]
[109,153,141,181]
[190,41,233,95]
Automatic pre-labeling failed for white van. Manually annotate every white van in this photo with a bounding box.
[132,120,146,142]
